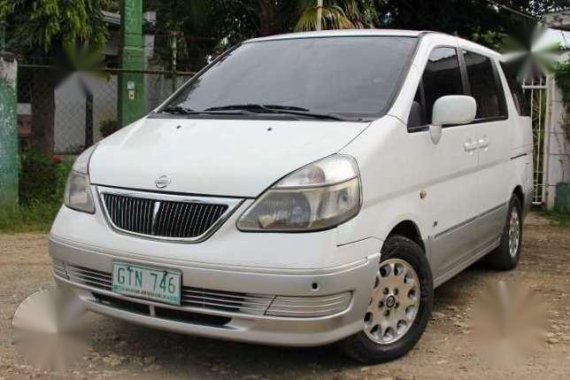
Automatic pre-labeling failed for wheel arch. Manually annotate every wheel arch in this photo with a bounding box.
[513,185,524,205]
[386,220,425,253]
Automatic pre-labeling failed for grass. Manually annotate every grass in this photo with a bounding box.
[0,202,61,233]
[546,210,570,227]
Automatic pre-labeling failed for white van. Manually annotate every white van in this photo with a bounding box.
[51,30,533,363]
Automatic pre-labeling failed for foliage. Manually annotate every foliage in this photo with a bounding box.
[19,149,72,206]
[150,1,225,71]
[1,0,109,65]
[376,0,537,52]
[545,210,570,226]
[554,60,570,107]
[553,59,570,139]
[102,0,120,13]
[0,203,62,233]
[0,0,110,155]
[150,0,379,71]
[150,0,565,71]
[295,0,377,31]
[3,149,72,233]
[100,119,119,138]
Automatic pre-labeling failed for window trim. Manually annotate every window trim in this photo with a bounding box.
[407,46,511,133]
[499,61,530,117]
[407,44,465,133]
[460,48,509,123]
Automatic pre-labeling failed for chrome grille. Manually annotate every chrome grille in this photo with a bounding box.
[52,259,68,279]
[182,288,273,314]
[104,195,155,235]
[66,264,112,290]
[98,187,241,241]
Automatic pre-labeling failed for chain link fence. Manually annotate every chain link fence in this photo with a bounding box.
[17,65,194,155]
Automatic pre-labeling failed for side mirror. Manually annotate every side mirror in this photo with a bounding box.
[429,95,477,144]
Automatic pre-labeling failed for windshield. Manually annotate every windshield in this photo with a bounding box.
[161,36,417,120]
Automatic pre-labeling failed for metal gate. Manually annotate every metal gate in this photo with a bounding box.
[522,77,548,205]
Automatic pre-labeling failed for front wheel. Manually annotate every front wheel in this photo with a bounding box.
[339,235,433,364]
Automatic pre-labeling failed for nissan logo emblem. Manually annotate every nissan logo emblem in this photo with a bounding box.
[155,175,171,189]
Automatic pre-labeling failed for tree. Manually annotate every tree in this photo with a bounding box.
[294,0,377,31]
[0,0,109,155]
[150,0,380,72]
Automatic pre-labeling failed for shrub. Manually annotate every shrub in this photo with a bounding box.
[100,119,118,138]
[19,149,72,206]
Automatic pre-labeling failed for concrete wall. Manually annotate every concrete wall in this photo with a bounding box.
[545,76,570,209]
[53,73,118,153]
[53,70,182,153]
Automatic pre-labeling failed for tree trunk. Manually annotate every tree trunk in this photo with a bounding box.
[258,0,278,36]
[30,69,56,156]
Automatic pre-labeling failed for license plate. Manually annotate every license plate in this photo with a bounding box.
[112,263,181,305]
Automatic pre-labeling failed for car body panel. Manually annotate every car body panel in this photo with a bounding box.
[89,118,369,197]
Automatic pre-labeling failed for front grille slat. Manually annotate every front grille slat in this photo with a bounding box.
[67,270,112,284]
[182,289,269,300]
[102,193,229,240]
[56,262,351,318]
[62,264,272,316]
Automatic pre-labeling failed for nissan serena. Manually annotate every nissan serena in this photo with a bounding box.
[50,30,533,363]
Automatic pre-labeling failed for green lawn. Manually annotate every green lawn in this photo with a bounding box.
[0,203,61,233]
[547,210,570,227]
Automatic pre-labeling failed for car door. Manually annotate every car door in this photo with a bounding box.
[461,50,511,248]
[408,46,480,281]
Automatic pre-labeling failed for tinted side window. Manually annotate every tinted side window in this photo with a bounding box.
[500,61,530,117]
[463,51,506,119]
[422,47,464,123]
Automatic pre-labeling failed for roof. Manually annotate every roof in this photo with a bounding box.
[246,29,502,58]
[247,29,428,43]
[455,36,502,59]
[102,10,121,26]
[101,10,157,31]
[543,10,570,30]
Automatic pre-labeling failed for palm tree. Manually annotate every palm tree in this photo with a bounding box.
[215,0,377,37]
[294,0,377,32]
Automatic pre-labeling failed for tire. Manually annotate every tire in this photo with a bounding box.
[486,195,523,270]
[339,235,433,364]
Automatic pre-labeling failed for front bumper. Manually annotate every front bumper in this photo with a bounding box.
[50,236,380,346]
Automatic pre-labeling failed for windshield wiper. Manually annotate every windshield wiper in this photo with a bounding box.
[204,104,360,121]
[205,104,309,112]
[160,105,254,116]
[161,105,197,114]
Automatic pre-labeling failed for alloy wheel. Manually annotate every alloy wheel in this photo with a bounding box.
[364,258,421,345]
[508,208,521,258]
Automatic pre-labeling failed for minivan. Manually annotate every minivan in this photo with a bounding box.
[51,29,533,363]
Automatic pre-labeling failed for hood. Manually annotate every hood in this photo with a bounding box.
[89,117,369,197]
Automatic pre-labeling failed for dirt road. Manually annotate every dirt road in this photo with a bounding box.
[1,214,570,379]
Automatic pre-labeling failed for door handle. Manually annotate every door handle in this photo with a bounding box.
[477,137,489,150]
[464,139,477,153]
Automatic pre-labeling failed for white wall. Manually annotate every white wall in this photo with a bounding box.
[54,72,118,153]
[546,77,570,209]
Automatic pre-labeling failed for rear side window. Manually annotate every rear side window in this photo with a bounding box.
[500,61,530,117]
[422,47,464,123]
[463,51,507,119]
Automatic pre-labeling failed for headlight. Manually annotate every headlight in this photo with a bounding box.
[64,146,96,213]
[237,155,361,232]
